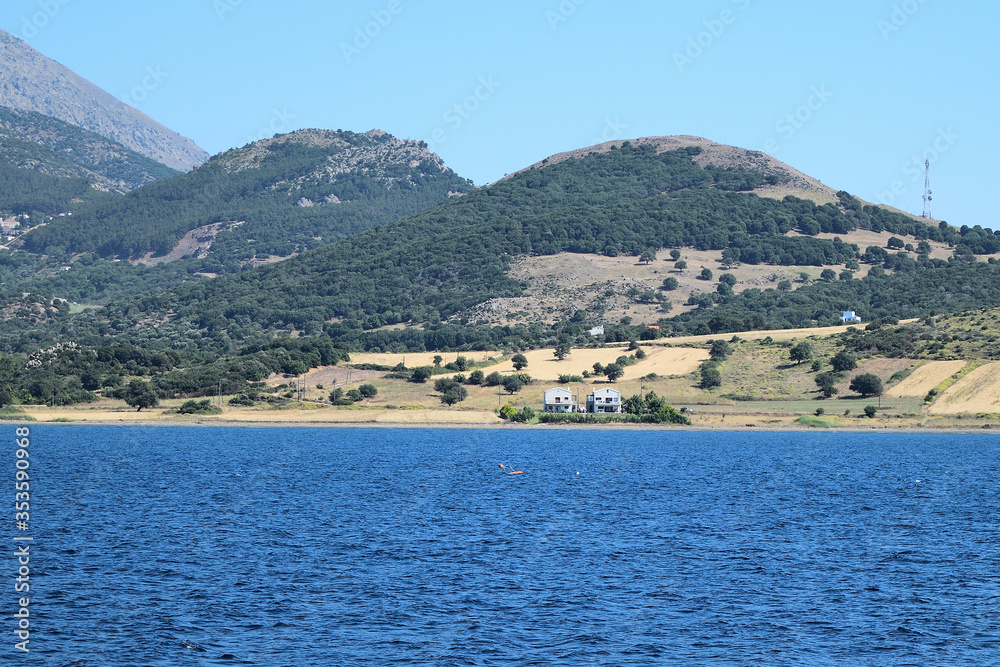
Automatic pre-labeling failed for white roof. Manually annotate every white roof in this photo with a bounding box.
[592,387,621,398]
[544,387,573,399]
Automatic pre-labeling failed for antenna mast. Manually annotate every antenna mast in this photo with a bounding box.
[921,159,933,219]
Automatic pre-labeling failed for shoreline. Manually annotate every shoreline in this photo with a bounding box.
[2,414,996,434]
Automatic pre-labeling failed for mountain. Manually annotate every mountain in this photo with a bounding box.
[0,106,179,191]
[21,129,475,270]
[0,29,208,171]
[77,136,994,353]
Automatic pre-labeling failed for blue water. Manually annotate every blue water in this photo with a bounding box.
[12,426,1000,665]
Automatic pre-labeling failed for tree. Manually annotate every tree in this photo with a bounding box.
[839,270,853,281]
[719,273,737,287]
[699,362,722,389]
[554,344,570,360]
[502,375,524,394]
[849,373,884,398]
[709,340,732,360]
[820,268,837,282]
[789,341,813,364]
[358,383,378,399]
[700,268,713,281]
[123,380,158,412]
[815,372,838,398]
[0,386,12,408]
[777,280,792,291]
[467,370,484,385]
[639,249,656,264]
[484,371,503,387]
[864,405,878,418]
[592,362,605,376]
[433,355,443,367]
[831,350,857,372]
[661,276,679,291]
[634,347,647,360]
[604,363,624,382]
[442,390,462,406]
[917,240,932,254]
[346,389,364,402]
[887,236,905,249]
[674,260,687,270]
[410,366,433,383]
[511,353,528,371]
[669,249,682,261]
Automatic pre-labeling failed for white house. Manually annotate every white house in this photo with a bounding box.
[0,219,19,233]
[589,325,605,337]
[840,311,862,323]
[543,387,578,413]
[587,387,622,413]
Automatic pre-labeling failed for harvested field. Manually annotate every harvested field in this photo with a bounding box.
[929,363,1000,415]
[347,351,502,368]
[490,345,708,382]
[885,361,967,398]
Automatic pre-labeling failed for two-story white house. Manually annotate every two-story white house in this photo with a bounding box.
[543,387,578,413]
[840,311,862,324]
[587,387,622,413]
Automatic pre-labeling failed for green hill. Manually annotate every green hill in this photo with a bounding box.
[80,140,995,353]
[21,129,475,271]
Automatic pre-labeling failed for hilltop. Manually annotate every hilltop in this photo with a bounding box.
[0,106,179,191]
[20,128,474,270]
[0,29,207,171]
[507,135,838,205]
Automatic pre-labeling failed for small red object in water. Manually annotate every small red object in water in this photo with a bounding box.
[508,471,524,475]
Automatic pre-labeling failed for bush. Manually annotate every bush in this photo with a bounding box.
[864,405,877,418]
[358,383,378,398]
[831,350,857,372]
[699,362,722,389]
[484,371,503,387]
[410,366,433,383]
[558,374,584,383]
[849,373,883,398]
[467,370,485,385]
[178,399,221,415]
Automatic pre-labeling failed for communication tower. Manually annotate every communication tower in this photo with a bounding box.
[921,159,933,219]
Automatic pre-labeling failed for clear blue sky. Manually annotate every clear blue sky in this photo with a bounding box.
[2,0,996,226]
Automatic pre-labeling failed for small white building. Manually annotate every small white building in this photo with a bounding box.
[587,387,622,413]
[589,325,605,337]
[0,219,19,233]
[543,387,579,413]
[840,311,862,323]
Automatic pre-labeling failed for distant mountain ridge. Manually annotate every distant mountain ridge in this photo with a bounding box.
[0,29,208,171]
[0,106,179,191]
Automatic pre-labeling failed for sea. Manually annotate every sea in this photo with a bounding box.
[9,425,1000,665]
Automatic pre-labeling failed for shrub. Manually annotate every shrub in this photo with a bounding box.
[467,370,485,385]
[179,399,221,415]
[864,405,877,418]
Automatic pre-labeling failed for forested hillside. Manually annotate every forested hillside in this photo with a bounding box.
[20,129,473,271]
[79,142,996,353]
[0,106,179,191]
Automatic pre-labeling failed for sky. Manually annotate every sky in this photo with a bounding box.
[1,0,996,226]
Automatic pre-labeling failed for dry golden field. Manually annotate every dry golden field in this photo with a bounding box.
[929,363,1000,415]
[885,361,967,398]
